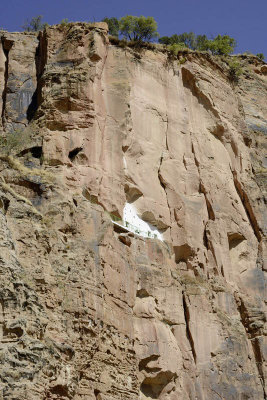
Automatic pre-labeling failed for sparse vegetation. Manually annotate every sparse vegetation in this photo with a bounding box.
[22,15,48,32]
[18,14,265,60]
[227,59,243,82]
[0,178,42,214]
[60,18,69,27]
[256,53,265,61]
[5,156,55,184]
[178,57,187,65]
[0,128,32,156]
[168,43,188,56]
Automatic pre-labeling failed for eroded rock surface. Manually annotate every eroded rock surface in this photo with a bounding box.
[0,24,266,399]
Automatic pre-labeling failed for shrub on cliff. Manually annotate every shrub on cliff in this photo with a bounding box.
[0,128,32,156]
[227,59,243,82]
[168,43,188,56]
[60,18,69,27]
[256,53,265,61]
[205,35,236,55]
[22,15,48,32]
[102,17,120,37]
[119,16,159,42]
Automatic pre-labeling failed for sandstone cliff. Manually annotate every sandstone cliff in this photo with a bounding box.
[0,23,266,399]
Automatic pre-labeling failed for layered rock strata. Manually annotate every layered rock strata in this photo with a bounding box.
[0,23,266,399]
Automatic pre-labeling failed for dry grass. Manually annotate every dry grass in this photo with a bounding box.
[0,178,42,217]
[2,155,55,184]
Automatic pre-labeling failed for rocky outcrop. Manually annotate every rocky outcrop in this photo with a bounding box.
[0,24,266,399]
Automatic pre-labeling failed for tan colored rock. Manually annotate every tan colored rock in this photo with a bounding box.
[0,32,39,132]
[0,41,6,131]
[0,25,266,399]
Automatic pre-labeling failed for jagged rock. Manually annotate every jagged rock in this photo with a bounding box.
[0,24,266,399]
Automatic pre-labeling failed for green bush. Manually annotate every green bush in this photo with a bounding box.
[159,32,236,55]
[119,15,159,42]
[178,57,187,65]
[227,59,243,82]
[60,18,69,27]
[102,17,119,37]
[256,53,265,61]
[194,34,209,51]
[159,32,208,50]
[205,35,236,55]
[168,43,188,56]
[22,15,48,32]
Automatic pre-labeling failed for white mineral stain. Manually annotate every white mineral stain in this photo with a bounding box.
[123,203,163,241]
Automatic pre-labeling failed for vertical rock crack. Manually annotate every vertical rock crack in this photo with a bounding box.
[182,293,197,363]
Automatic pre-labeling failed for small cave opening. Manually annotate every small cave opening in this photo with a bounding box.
[16,179,44,197]
[174,244,193,264]
[228,232,245,250]
[140,371,176,399]
[30,146,42,158]
[68,147,83,161]
[3,325,23,339]
[136,288,150,298]
[19,146,43,159]
[50,385,69,396]
[124,184,143,203]
[26,91,38,122]
[0,197,10,214]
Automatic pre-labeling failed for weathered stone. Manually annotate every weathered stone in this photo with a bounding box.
[0,25,266,399]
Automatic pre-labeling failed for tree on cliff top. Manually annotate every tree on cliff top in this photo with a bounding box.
[119,16,159,42]
[159,32,236,55]
[205,35,236,55]
[159,32,209,51]
[102,17,120,37]
[22,15,47,32]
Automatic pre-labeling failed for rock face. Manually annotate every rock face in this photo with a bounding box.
[0,24,266,399]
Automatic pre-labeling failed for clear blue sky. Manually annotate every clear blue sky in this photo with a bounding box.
[1,0,266,57]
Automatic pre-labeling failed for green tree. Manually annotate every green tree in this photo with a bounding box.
[176,32,195,48]
[256,53,265,61]
[206,35,236,55]
[22,15,47,32]
[119,15,159,42]
[159,32,208,51]
[102,17,120,37]
[159,33,193,46]
[158,36,171,45]
[194,34,208,50]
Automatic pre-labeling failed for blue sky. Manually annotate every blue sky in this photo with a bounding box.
[1,0,266,57]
